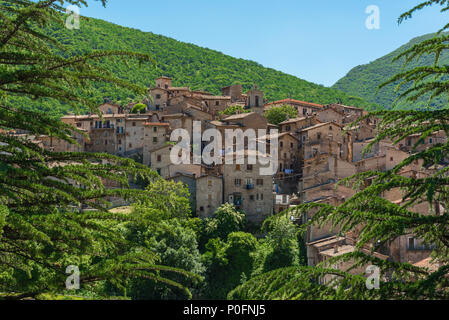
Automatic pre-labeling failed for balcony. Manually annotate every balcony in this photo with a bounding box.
[246,184,255,190]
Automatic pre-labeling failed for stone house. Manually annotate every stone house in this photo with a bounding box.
[316,106,345,126]
[142,122,170,166]
[222,84,243,103]
[278,116,321,137]
[124,116,148,155]
[150,144,173,179]
[222,151,274,223]
[170,173,223,218]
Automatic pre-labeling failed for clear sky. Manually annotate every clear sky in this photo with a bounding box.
[79,0,447,87]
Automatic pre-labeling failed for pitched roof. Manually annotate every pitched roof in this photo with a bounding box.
[278,117,308,125]
[223,112,256,121]
[300,122,342,132]
[201,95,231,100]
[168,87,190,91]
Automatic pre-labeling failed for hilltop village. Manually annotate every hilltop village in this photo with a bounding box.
[27,76,445,276]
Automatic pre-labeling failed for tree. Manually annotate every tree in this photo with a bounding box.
[130,103,147,114]
[202,232,257,299]
[0,0,193,299]
[232,1,449,300]
[264,105,297,125]
[219,105,250,117]
[126,219,205,300]
[381,0,449,109]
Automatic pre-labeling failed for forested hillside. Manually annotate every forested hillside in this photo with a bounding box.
[333,33,449,110]
[8,15,376,117]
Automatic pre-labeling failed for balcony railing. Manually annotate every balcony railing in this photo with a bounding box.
[246,184,255,190]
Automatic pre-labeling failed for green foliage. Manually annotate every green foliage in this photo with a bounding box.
[219,105,250,117]
[264,104,298,125]
[0,0,193,299]
[251,215,304,277]
[334,32,449,111]
[130,103,147,114]
[202,232,257,299]
[126,219,205,300]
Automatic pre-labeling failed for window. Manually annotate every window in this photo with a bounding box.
[215,101,219,106]
[286,125,291,131]
[208,180,212,187]
[247,164,253,171]
[208,194,213,200]
[153,127,158,132]
[156,105,160,111]
[329,126,333,131]
[236,164,241,171]
[246,178,253,185]
[408,237,416,250]
[235,179,241,186]
[118,139,122,145]
[153,137,158,143]
[249,195,255,201]
[157,155,162,162]
[407,139,412,146]
[156,94,161,99]
[257,194,264,201]
[255,96,260,107]
[303,108,307,115]
[129,143,132,148]
[105,140,108,146]
[132,122,136,127]
[76,122,82,128]
[200,206,204,212]
[256,179,264,186]
[317,133,321,140]
[430,138,433,144]
[390,157,394,162]
[280,142,284,148]
[290,143,294,148]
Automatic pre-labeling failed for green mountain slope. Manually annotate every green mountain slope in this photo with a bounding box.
[7,16,376,118]
[333,33,449,110]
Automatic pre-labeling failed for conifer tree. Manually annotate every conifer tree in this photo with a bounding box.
[0,0,197,299]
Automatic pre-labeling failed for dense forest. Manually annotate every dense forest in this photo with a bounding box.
[6,14,378,118]
[333,32,449,110]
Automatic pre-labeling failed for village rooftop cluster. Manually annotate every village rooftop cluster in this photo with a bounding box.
[16,76,447,280]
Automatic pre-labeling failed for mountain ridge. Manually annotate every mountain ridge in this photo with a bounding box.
[8,14,377,117]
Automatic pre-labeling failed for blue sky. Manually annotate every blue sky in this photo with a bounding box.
[80,0,447,87]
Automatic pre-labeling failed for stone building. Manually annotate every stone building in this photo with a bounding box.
[170,173,223,218]
[222,151,274,223]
